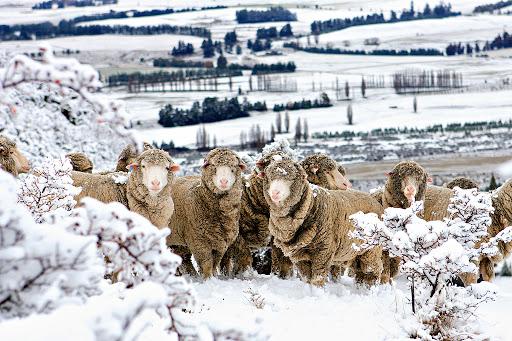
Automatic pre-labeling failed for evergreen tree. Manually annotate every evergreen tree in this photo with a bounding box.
[236,45,242,55]
[201,38,215,58]
[217,54,227,69]
[276,112,282,133]
[361,77,367,97]
[413,95,418,113]
[345,81,350,98]
[303,118,309,142]
[501,260,512,277]
[285,110,290,133]
[488,173,499,191]
[279,23,293,37]
[294,117,302,145]
[347,104,353,125]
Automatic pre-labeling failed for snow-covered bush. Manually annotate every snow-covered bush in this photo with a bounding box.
[17,157,80,223]
[0,170,103,319]
[58,197,200,338]
[0,45,138,169]
[350,188,512,340]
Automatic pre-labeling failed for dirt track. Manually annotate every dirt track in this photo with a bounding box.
[345,152,512,180]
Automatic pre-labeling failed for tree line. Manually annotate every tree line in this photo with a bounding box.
[236,7,297,24]
[311,2,459,35]
[473,0,512,13]
[251,62,296,75]
[313,119,512,140]
[273,93,331,112]
[171,41,194,57]
[158,97,270,127]
[392,69,463,94]
[256,23,294,39]
[153,58,213,68]
[33,0,117,9]
[446,31,512,55]
[0,22,211,41]
[284,42,443,56]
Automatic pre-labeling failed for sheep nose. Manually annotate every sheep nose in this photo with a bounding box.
[272,189,280,197]
[405,185,415,194]
[220,178,228,185]
[151,179,160,187]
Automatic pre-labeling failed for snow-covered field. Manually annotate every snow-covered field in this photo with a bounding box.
[193,275,512,340]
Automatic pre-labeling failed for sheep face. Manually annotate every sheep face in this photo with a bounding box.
[262,159,308,212]
[301,153,350,190]
[202,148,246,194]
[387,161,429,208]
[268,179,292,205]
[130,149,179,196]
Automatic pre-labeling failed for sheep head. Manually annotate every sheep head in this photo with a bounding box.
[385,160,430,208]
[202,148,246,194]
[66,152,93,173]
[301,153,351,190]
[0,135,30,176]
[445,177,479,190]
[128,149,179,196]
[262,158,308,211]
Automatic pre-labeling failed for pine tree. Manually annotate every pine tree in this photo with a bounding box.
[276,112,282,133]
[303,118,309,142]
[217,55,227,69]
[345,81,350,98]
[284,110,290,133]
[413,95,418,113]
[294,118,302,145]
[347,104,353,125]
[361,77,366,98]
[501,260,512,277]
[489,173,498,191]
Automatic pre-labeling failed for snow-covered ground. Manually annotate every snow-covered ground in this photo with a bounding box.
[192,274,512,340]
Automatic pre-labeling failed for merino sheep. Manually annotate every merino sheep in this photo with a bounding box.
[301,153,351,190]
[445,176,479,190]
[167,148,246,279]
[370,161,430,283]
[261,158,384,286]
[424,180,512,283]
[66,152,93,173]
[0,134,30,176]
[72,148,179,229]
[125,148,180,228]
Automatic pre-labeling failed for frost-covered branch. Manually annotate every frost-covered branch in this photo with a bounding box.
[17,157,80,223]
[350,188,502,339]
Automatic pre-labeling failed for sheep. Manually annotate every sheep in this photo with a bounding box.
[72,148,179,229]
[261,158,384,286]
[166,148,246,279]
[445,176,479,190]
[370,161,430,283]
[66,152,93,173]
[301,153,351,190]
[0,134,30,176]
[424,180,512,284]
[126,148,180,228]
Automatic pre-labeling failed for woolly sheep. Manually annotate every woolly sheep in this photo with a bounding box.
[301,153,351,190]
[166,148,246,279]
[0,135,30,176]
[126,148,180,228]
[72,148,180,229]
[66,152,93,173]
[445,177,479,190]
[424,180,512,283]
[261,158,384,286]
[370,161,430,283]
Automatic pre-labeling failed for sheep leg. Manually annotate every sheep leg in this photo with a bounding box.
[172,246,198,277]
[296,261,312,282]
[329,265,344,282]
[271,242,293,278]
[192,249,214,279]
[212,250,224,276]
[479,257,495,282]
[310,253,331,287]
[352,248,384,286]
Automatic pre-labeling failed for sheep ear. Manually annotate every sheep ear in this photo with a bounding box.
[257,171,265,178]
[239,162,247,171]
[168,163,180,173]
[127,163,138,172]
[427,176,433,183]
[385,172,394,177]
[202,160,209,168]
